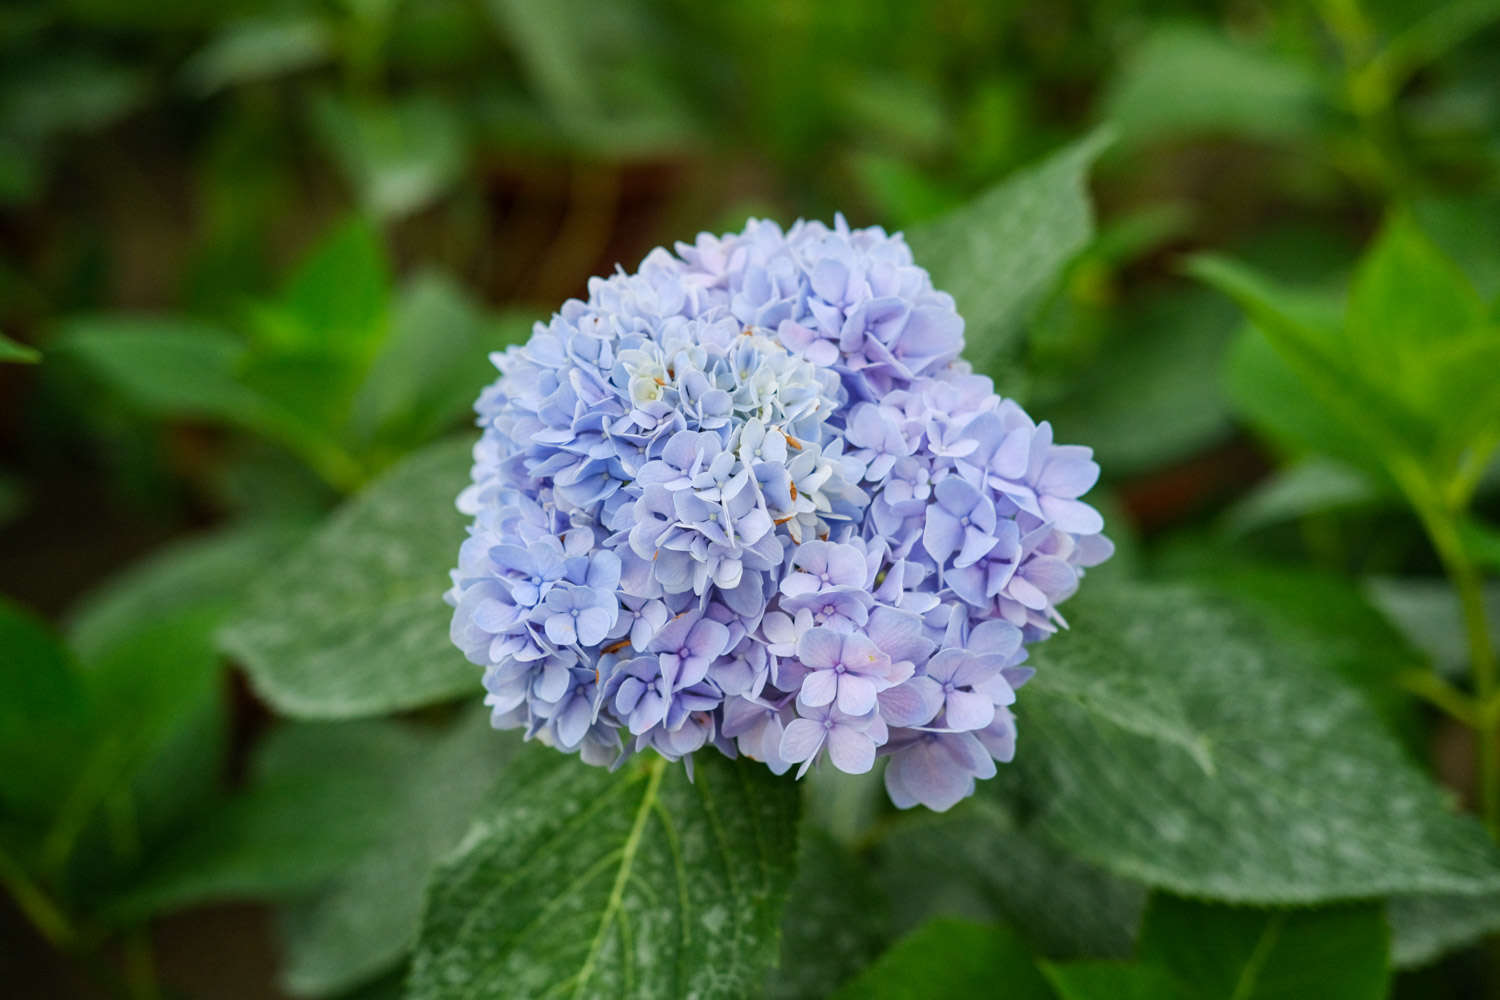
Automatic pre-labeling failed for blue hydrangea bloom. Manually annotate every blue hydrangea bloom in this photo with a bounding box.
[447,215,1112,810]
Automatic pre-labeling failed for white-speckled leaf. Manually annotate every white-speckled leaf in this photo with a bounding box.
[220,438,475,718]
[1018,583,1500,903]
[407,749,800,1000]
[1388,891,1500,969]
[907,131,1109,369]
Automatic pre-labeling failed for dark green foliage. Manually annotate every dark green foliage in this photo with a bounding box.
[6,1,1500,995]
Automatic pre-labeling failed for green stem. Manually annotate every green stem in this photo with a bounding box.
[1399,669,1481,728]
[0,845,77,951]
[1396,457,1499,832]
[123,929,162,1000]
[1452,548,1499,833]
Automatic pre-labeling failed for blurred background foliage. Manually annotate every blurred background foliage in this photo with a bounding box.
[3,0,1500,996]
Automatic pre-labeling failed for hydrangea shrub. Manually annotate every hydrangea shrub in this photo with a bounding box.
[447,216,1111,810]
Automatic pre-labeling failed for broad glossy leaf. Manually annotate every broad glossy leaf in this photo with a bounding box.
[1186,564,1425,750]
[1046,896,1388,1000]
[908,131,1108,368]
[275,709,512,997]
[1103,26,1323,146]
[830,919,1053,1000]
[407,750,799,1000]
[220,437,475,717]
[1017,583,1500,902]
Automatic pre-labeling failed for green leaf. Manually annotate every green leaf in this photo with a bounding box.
[0,330,39,363]
[258,215,391,364]
[1223,459,1383,537]
[53,316,264,423]
[770,828,890,1000]
[876,795,1143,961]
[1364,576,1500,680]
[220,438,475,718]
[1185,564,1425,749]
[407,750,800,1000]
[1046,961,1181,1000]
[0,599,91,828]
[907,131,1109,371]
[1345,215,1497,456]
[67,521,309,665]
[830,919,1053,1000]
[1103,25,1323,147]
[111,723,401,918]
[0,54,146,141]
[1046,896,1389,1000]
[351,272,532,453]
[1348,215,1488,382]
[52,315,364,490]
[1190,255,1427,468]
[311,93,467,220]
[1044,287,1238,477]
[181,16,332,96]
[1223,328,1385,475]
[1412,193,1500,300]
[1460,516,1500,574]
[482,0,698,156]
[1388,890,1500,969]
[58,523,311,892]
[1144,897,1387,999]
[274,709,514,997]
[1017,583,1500,902]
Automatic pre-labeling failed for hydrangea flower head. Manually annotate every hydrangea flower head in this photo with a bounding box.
[447,216,1111,810]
